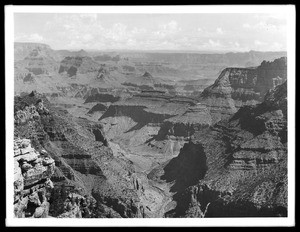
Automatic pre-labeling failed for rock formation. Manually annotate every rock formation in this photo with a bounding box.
[96,65,111,80]
[12,42,290,219]
[58,56,100,77]
[199,57,287,123]
[15,44,60,76]
[123,71,165,88]
[155,81,287,217]
[14,137,55,218]
[13,91,146,218]
[14,42,59,62]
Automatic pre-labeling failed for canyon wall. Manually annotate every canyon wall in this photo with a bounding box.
[13,91,146,218]
[158,81,287,217]
[199,57,287,123]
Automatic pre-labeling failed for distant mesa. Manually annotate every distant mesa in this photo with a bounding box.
[93,54,120,63]
[75,49,89,57]
[15,45,59,76]
[142,71,153,79]
[58,56,100,77]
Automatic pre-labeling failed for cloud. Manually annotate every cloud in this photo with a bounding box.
[254,40,267,46]
[15,33,44,42]
[270,42,285,51]
[159,20,179,31]
[14,13,287,51]
[208,39,221,47]
[242,18,286,34]
[242,23,251,28]
[154,20,182,39]
[254,13,286,24]
[216,27,224,34]
[83,34,94,42]
[105,23,128,42]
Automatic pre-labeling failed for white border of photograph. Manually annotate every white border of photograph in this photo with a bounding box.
[5,5,295,227]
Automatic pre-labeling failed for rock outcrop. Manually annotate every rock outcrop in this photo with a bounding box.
[96,65,111,81]
[14,91,145,218]
[15,45,59,76]
[199,57,287,123]
[14,42,59,62]
[14,138,55,218]
[58,56,100,77]
[123,71,164,88]
[87,103,108,114]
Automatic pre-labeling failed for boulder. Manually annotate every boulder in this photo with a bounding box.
[23,163,55,187]
[20,146,35,155]
[14,149,21,157]
[42,156,55,166]
[21,139,31,148]
[17,151,38,162]
[21,162,33,171]
[33,206,44,218]
[28,192,41,206]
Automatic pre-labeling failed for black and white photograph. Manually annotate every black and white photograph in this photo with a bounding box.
[5,5,295,227]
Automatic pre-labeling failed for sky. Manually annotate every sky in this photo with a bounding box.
[14,13,287,52]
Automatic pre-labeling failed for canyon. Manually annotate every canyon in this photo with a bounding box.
[12,42,288,218]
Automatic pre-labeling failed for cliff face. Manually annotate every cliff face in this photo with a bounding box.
[58,56,100,77]
[98,93,211,156]
[13,91,145,218]
[199,57,287,123]
[159,81,287,217]
[14,137,55,218]
[148,104,212,152]
[255,57,287,96]
[14,42,58,62]
[15,46,59,76]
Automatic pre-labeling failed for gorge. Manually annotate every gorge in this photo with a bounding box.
[12,42,288,218]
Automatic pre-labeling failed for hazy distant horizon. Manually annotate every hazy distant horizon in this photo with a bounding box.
[14,41,287,55]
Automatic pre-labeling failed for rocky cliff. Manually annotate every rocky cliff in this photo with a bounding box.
[98,92,208,148]
[13,91,147,218]
[14,137,55,218]
[153,81,287,217]
[15,46,59,76]
[14,42,58,62]
[199,57,287,123]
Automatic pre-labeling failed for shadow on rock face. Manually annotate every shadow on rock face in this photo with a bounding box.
[92,129,108,146]
[161,142,207,193]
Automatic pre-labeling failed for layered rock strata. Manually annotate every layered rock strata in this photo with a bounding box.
[14,91,145,218]
[14,138,55,218]
[58,56,100,77]
[150,81,287,217]
[199,57,287,123]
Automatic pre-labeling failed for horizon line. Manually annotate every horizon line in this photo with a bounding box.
[14,42,287,54]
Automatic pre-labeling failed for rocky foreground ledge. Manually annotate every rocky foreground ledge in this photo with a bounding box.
[14,138,55,218]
